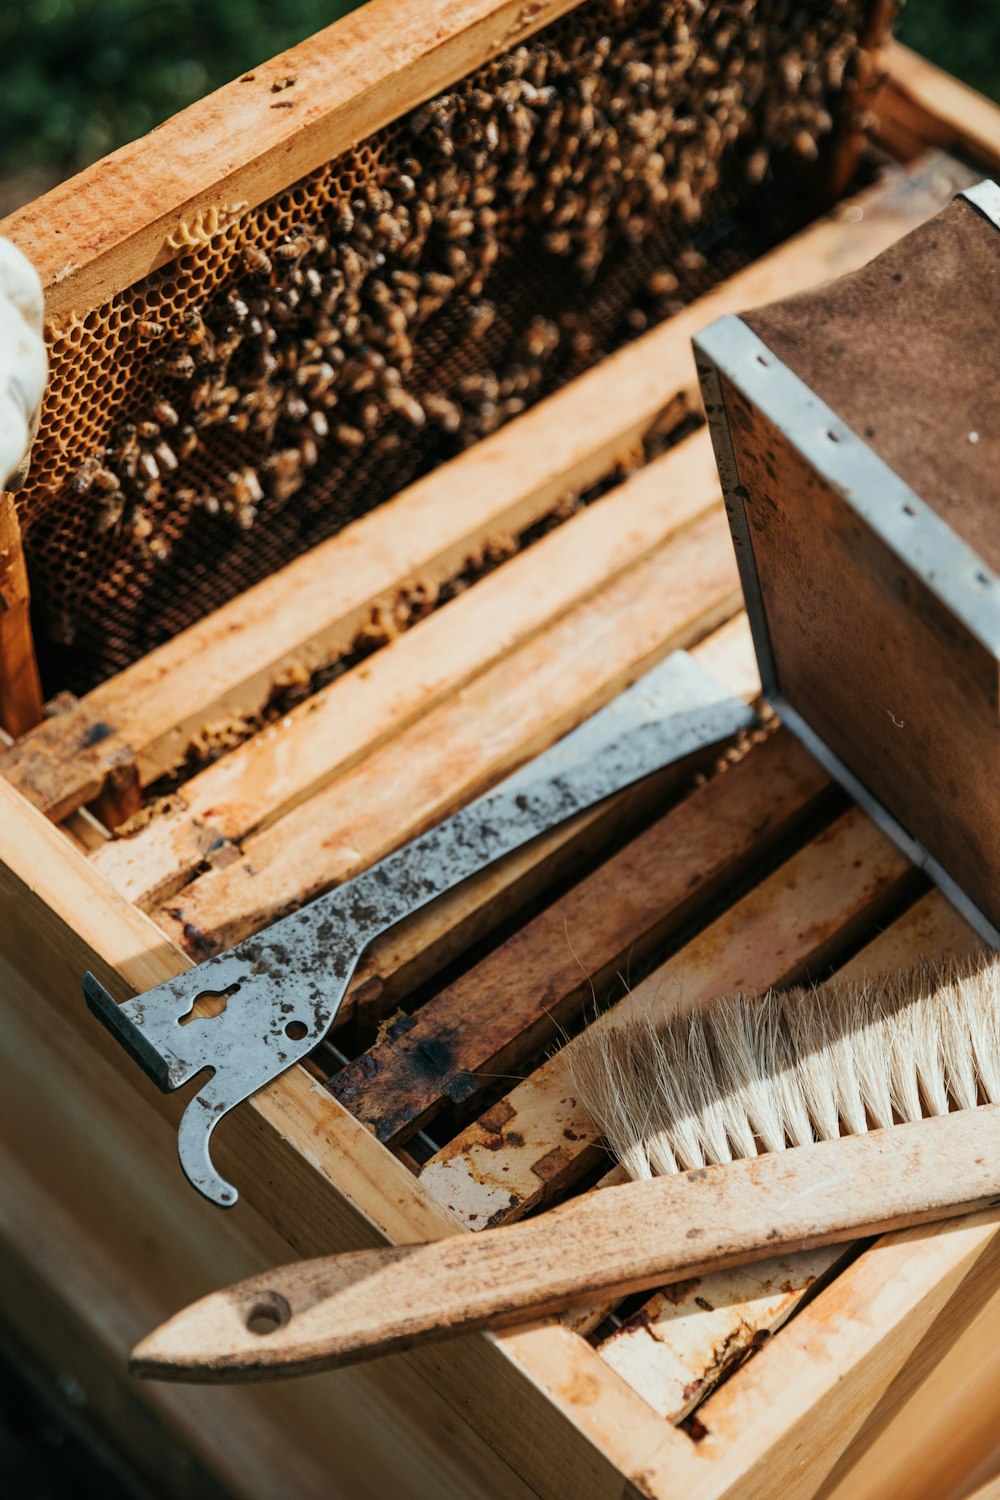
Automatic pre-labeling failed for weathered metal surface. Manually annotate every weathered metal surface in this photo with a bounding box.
[85,649,757,1206]
[695,306,1000,949]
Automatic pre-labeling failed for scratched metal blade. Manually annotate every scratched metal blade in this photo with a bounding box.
[84,649,757,1206]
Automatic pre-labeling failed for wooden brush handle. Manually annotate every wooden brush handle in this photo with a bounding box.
[132,1106,1000,1382]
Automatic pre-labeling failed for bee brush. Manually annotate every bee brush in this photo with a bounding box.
[131,958,1000,1382]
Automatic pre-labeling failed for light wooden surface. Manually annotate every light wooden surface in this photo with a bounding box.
[875,43,1000,173]
[0,0,580,327]
[90,429,725,906]
[0,947,539,1500]
[816,1243,1000,1500]
[597,1243,850,1423]
[151,503,740,954]
[0,488,41,735]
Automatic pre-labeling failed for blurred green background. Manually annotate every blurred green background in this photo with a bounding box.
[0,0,997,209]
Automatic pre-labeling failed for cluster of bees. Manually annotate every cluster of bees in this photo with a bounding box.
[65,0,872,599]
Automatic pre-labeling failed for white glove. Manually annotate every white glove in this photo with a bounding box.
[0,238,47,491]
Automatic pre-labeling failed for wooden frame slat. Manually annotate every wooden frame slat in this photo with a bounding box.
[0,488,42,735]
[90,428,723,906]
[596,1243,852,1423]
[874,43,1000,174]
[152,503,742,955]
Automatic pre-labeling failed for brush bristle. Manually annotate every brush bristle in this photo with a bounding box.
[571,959,1000,1178]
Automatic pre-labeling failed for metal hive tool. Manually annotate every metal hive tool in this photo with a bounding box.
[84,648,758,1206]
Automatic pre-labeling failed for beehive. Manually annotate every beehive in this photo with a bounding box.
[7,0,884,710]
[3,5,1000,1499]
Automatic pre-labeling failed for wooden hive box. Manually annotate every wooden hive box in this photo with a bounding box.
[1,5,1000,1497]
[694,187,1000,945]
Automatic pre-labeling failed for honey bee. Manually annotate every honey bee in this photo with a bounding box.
[301,267,324,300]
[159,351,196,380]
[226,288,250,322]
[297,434,319,469]
[423,393,462,433]
[152,398,179,428]
[385,386,425,428]
[94,489,126,534]
[242,245,273,277]
[524,317,559,359]
[132,505,170,561]
[329,200,354,236]
[262,448,304,502]
[181,309,208,344]
[226,467,263,507]
[154,440,179,472]
[135,317,166,340]
[274,233,314,262]
[282,392,309,424]
[70,456,119,495]
[466,301,497,339]
[130,506,154,542]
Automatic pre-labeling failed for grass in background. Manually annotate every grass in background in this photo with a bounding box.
[0,0,360,183]
[0,0,998,193]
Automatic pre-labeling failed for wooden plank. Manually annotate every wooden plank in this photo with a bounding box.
[0,489,42,735]
[152,504,743,957]
[596,1247,849,1425]
[0,151,958,827]
[326,730,830,1148]
[418,806,915,1229]
[638,1206,1000,1500]
[0,954,541,1500]
[0,0,579,326]
[90,429,724,907]
[875,43,1000,174]
[966,1481,1000,1500]
[629,892,988,1500]
[816,1256,1000,1500]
